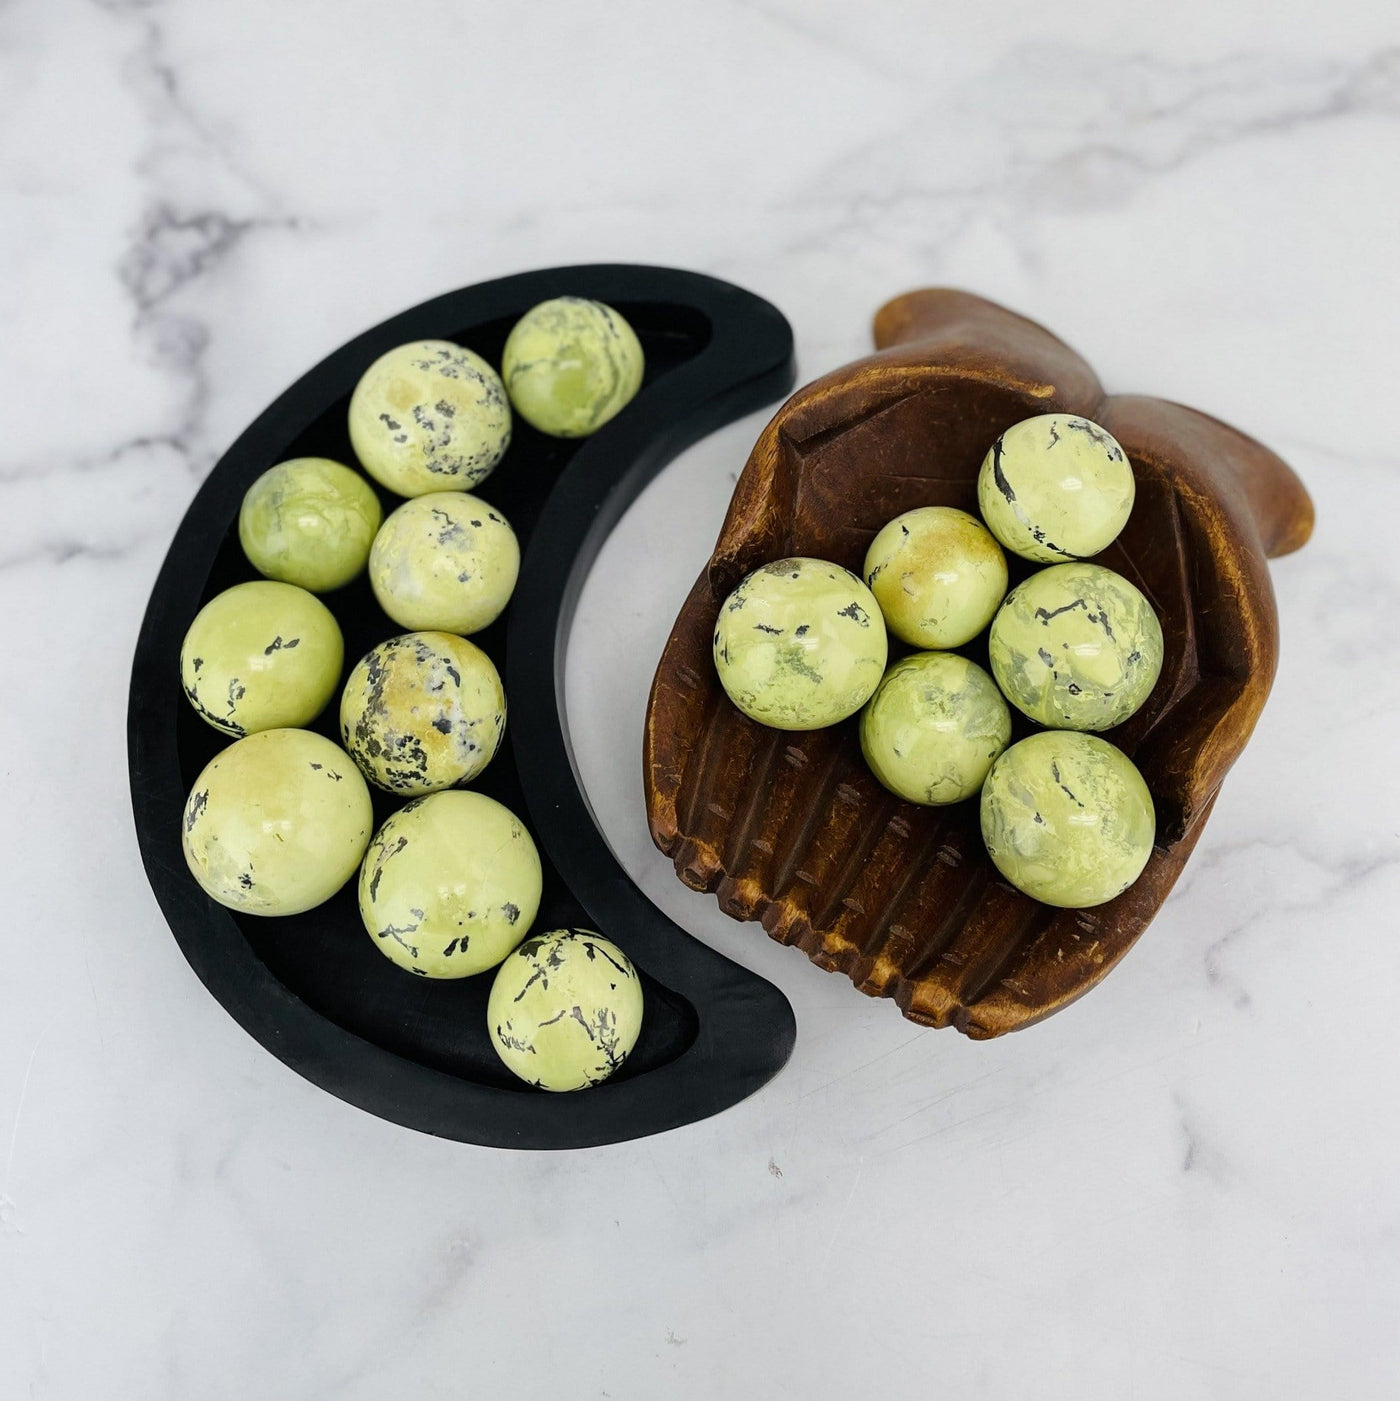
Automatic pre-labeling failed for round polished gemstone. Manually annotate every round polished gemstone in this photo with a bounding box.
[980,731,1155,908]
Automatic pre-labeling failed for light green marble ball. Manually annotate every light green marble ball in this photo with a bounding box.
[238,457,382,593]
[180,580,343,737]
[368,491,520,635]
[182,728,373,916]
[501,297,645,438]
[989,562,1164,731]
[339,632,506,795]
[488,929,644,1091]
[863,505,1008,648]
[348,340,511,497]
[860,652,1012,806]
[358,791,541,979]
[980,731,1155,908]
[713,557,888,731]
[978,413,1135,563]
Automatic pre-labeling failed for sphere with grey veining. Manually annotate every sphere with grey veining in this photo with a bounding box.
[180,581,343,737]
[502,297,644,438]
[978,413,1135,563]
[339,632,505,795]
[980,731,1155,908]
[989,562,1164,731]
[488,929,644,1091]
[181,728,373,916]
[863,505,1008,648]
[348,340,511,496]
[713,557,888,731]
[860,652,1011,805]
[358,791,541,979]
[369,491,519,635]
[238,457,382,592]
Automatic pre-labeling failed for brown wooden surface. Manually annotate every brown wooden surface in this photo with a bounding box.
[643,289,1314,1038]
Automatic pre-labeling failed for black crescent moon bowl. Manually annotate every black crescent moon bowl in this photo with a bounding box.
[128,264,798,1149]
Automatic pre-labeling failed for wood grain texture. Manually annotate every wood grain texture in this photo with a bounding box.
[644,289,1313,1039]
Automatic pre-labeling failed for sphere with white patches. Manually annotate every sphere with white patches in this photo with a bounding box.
[860,652,1011,806]
[502,297,645,438]
[238,457,382,593]
[339,632,506,795]
[368,491,519,635]
[180,581,343,737]
[713,557,888,731]
[488,929,645,1091]
[977,413,1135,563]
[980,731,1155,908]
[181,728,373,916]
[863,505,1008,648]
[989,562,1164,731]
[358,791,542,979]
[348,340,511,496]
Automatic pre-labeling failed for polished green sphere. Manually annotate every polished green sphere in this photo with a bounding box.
[348,340,511,496]
[182,728,373,916]
[180,581,343,737]
[978,413,1135,563]
[368,491,519,635]
[488,929,644,1091]
[713,557,888,730]
[863,505,1008,648]
[989,562,1164,731]
[339,632,505,795]
[502,297,644,438]
[860,652,1011,805]
[358,791,541,979]
[238,457,382,592]
[980,731,1155,908]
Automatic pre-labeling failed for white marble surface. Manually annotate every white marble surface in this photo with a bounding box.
[3,1,1399,1396]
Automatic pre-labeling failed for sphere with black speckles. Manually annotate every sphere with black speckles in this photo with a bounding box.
[180,580,343,737]
[977,413,1135,563]
[358,791,541,979]
[860,652,1011,805]
[502,297,645,438]
[181,728,373,916]
[980,731,1155,907]
[339,632,505,795]
[989,562,1164,731]
[348,340,511,497]
[487,929,644,1091]
[713,557,888,730]
[368,491,519,635]
[238,457,382,592]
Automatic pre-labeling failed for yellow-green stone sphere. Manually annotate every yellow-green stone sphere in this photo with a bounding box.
[860,652,1011,806]
[238,457,382,592]
[358,791,542,979]
[488,930,644,1091]
[713,558,888,731]
[977,413,1135,563]
[339,632,506,795]
[348,340,511,496]
[368,491,520,635]
[989,562,1164,731]
[863,506,1009,648]
[181,728,373,916]
[179,581,344,738]
[980,731,1155,908]
[501,297,645,438]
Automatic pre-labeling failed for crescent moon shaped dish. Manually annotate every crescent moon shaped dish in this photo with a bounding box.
[130,264,797,1148]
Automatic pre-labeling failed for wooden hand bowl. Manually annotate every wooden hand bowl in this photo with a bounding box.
[644,289,1313,1039]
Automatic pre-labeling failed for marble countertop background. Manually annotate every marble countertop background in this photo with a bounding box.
[3,1,1399,1396]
